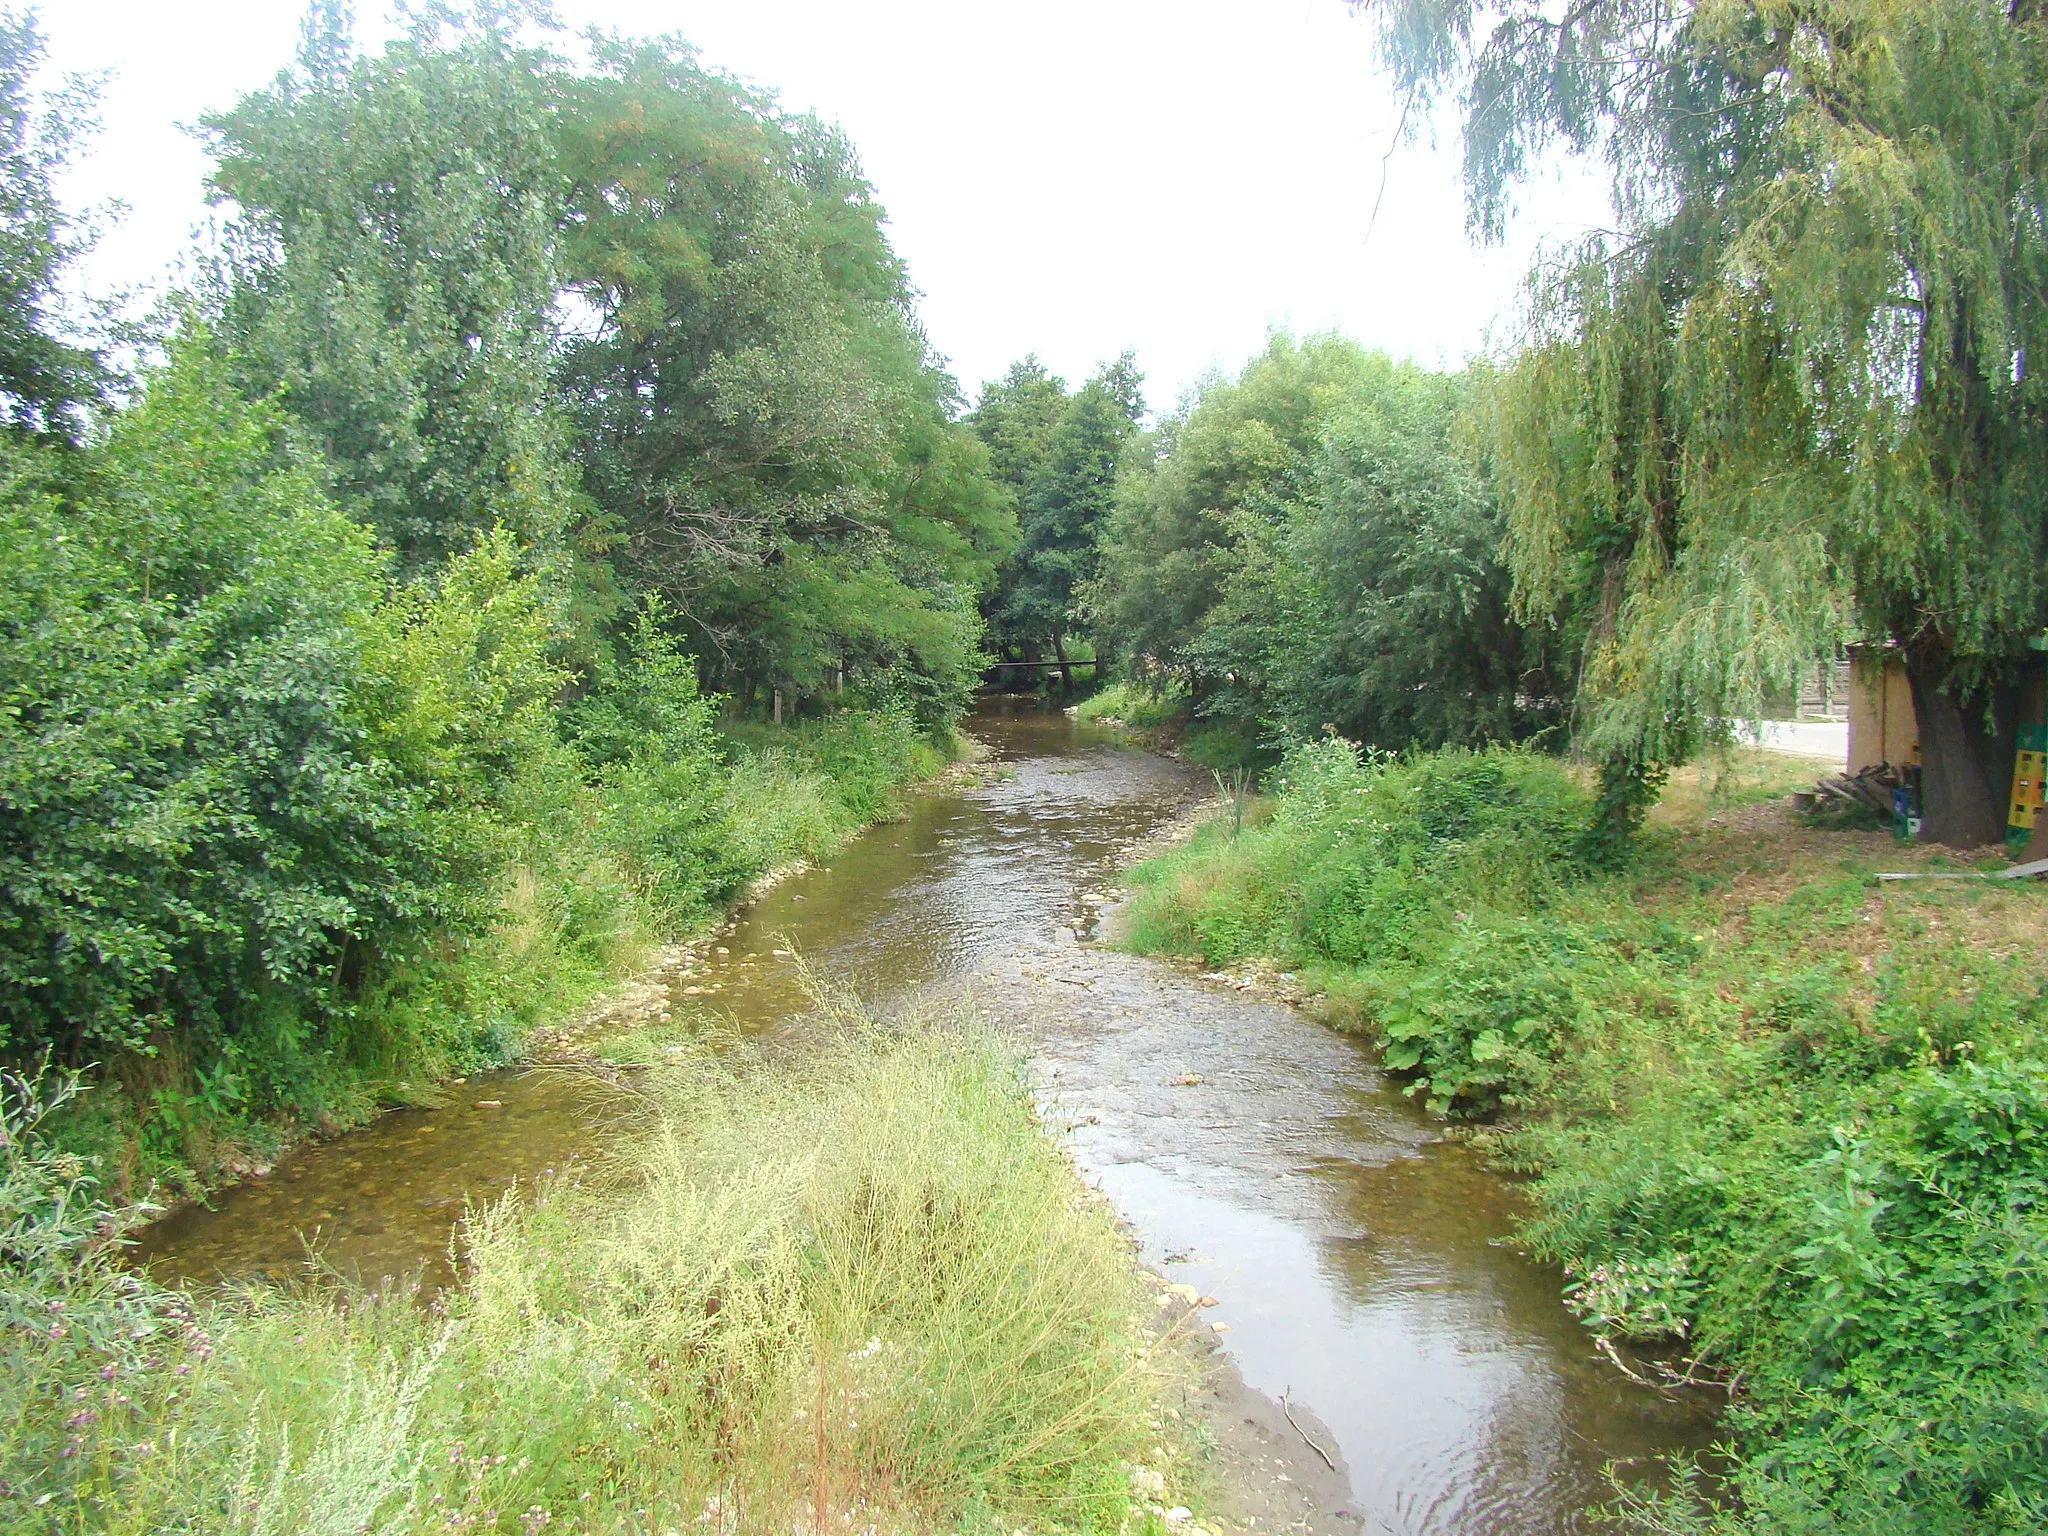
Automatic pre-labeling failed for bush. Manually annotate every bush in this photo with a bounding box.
[0,348,444,1126]
[1124,739,1589,1109]
[1073,680,1186,729]
[0,344,964,1194]
[720,707,947,873]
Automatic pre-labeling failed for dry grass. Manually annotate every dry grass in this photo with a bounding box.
[1647,747,1846,831]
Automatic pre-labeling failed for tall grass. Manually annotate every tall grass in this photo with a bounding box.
[6,1020,1184,1534]
[718,711,951,875]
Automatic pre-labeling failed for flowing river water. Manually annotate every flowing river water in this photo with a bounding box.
[136,703,1715,1535]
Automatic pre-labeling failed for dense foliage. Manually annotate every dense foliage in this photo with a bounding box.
[1123,741,2048,1532]
[971,354,1142,669]
[208,6,573,569]
[0,8,1000,1184]
[1354,0,2048,846]
[0,15,99,435]
[552,37,1011,723]
[1080,334,1558,755]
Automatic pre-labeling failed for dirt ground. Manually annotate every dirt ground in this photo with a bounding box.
[1192,1331,1364,1536]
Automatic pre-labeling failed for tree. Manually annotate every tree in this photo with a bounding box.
[1088,333,1553,750]
[205,2,576,571]
[1090,333,1374,705]
[0,10,104,438]
[1357,0,2048,845]
[975,354,1143,667]
[1253,361,1556,748]
[551,35,1008,720]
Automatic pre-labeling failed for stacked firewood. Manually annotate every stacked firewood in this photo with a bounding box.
[1789,763,1901,817]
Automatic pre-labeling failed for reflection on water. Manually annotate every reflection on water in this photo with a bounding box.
[991,948,1714,1534]
[135,700,1716,1533]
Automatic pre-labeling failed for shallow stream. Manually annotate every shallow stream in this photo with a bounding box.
[137,702,1714,1534]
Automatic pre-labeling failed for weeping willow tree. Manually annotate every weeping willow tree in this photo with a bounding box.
[1357,1,2048,847]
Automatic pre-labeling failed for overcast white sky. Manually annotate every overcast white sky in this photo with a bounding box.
[42,0,1610,413]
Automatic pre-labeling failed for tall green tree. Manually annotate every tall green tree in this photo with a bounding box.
[0,10,103,438]
[551,36,1008,720]
[1252,361,1554,747]
[205,1,575,570]
[1090,333,1374,705]
[975,354,1143,666]
[1356,0,2048,846]
[1090,334,1551,749]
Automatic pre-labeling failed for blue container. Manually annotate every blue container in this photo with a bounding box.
[1892,785,1922,840]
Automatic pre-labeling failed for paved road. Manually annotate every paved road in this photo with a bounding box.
[1736,718,1847,763]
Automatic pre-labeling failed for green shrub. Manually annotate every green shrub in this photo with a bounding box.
[720,706,946,874]
[0,346,484,1163]
[1124,739,1591,1107]
[0,344,962,1192]
[569,601,749,920]
[1073,679,1186,729]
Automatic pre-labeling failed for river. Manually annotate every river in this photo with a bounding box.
[135,701,1716,1535]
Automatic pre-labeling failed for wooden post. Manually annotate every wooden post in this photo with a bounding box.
[772,687,782,726]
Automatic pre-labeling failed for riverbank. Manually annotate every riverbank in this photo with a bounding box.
[1113,740,2048,1533]
[58,710,968,1208]
[103,708,1719,1534]
[3,1019,1209,1535]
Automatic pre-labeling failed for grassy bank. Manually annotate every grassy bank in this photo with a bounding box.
[3,1020,1191,1535]
[1071,684,1260,774]
[1119,740,2048,1534]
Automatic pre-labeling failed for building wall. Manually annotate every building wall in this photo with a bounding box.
[1848,649,1919,773]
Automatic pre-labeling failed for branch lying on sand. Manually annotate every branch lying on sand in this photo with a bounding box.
[1280,1386,1339,1473]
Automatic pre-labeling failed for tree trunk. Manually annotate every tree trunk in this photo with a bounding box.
[1902,647,2022,847]
[1053,634,1073,693]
